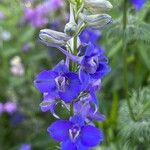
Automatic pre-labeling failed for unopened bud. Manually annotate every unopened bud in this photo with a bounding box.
[64,22,77,36]
[10,56,21,66]
[39,29,71,47]
[79,13,112,29]
[83,0,113,13]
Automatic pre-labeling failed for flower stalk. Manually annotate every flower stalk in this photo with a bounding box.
[69,3,77,114]
[34,0,113,149]
[122,0,136,121]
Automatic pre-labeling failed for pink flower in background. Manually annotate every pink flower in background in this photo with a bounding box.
[3,102,17,114]
[24,0,64,27]
[46,0,64,10]
[24,7,48,27]
[0,11,5,20]
[22,42,33,52]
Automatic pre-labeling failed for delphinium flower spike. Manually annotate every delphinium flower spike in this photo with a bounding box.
[34,0,113,149]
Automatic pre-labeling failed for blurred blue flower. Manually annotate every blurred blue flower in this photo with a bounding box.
[19,144,31,150]
[130,0,146,10]
[48,115,103,150]
[34,60,82,103]
[10,112,25,126]
[22,42,33,53]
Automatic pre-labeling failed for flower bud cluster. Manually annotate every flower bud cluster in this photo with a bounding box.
[34,1,113,149]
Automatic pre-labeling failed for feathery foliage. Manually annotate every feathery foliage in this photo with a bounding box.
[119,86,150,149]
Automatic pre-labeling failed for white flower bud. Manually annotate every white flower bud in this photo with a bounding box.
[64,22,77,36]
[83,0,113,13]
[39,29,71,47]
[79,13,112,29]
[10,56,21,66]
[10,56,25,76]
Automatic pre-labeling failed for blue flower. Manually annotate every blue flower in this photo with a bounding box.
[79,43,111,88]
[19,144,31,150]
[130,0,146,10]
[87,79,101,92]
[10,112,25,126]
[54,44,110,89]
[39,92,62,118]
[48,115,103,150]
[34,60,82,103]
[80,28,101,44]
[74,93,105,122]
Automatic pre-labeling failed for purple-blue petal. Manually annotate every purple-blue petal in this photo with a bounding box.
[40,100,55,112]
[53,60,69,73]
[85,42,95,56]
[39,97,60,118]
[70,115,85,127]
[43,91,59,101]
[49,102,60,119]
[99,55,109,64]
[90,92,99,106]
[61,140,77,150]
[79,69,90,89]
[74,101,90,118]
[94,45,105,55]
[88,79,101,92]
[59,73,82,103]
[59,90,75,103]
[47,120,72,142]
[80,28,101,44]
[66,73,82,93]
[90,112,106,121]
[91,65,111,79]
[77,140,89,150]
[81,125,103,147]
[34,70,57,93]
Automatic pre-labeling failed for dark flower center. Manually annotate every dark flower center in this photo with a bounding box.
[55,76,66,92]
[83,56,99,74]
[69,124,81,142]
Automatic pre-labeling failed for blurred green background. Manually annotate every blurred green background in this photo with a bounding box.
[0,0,150,150]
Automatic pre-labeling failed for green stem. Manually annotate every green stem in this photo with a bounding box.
[123,0,128,30]
[69,3,79,115]
[70,102,74,116]
[122,0,136,121]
